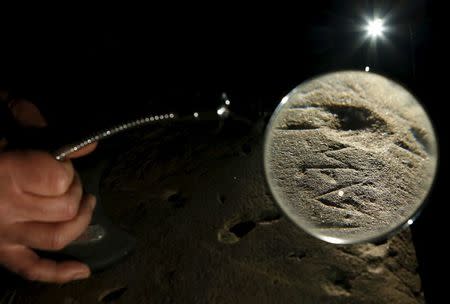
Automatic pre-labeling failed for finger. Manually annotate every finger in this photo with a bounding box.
[7,194,96,251]
[0,244,90,283]
[0,89,9,102]
[0,138,7,151]
[14,173,83,222]
[0,90,10,151]
[8,99,47,128]
[3,150,74,196]
[66,142,98,159]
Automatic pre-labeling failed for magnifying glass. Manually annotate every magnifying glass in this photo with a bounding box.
[263,71,438,244]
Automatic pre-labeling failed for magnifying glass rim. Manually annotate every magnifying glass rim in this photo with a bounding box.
[262,70,439,244]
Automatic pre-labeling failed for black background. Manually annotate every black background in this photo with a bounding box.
[0,1,447,302]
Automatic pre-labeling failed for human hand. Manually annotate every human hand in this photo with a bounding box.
[0,92,98,283]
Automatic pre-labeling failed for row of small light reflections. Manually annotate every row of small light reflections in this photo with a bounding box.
[54,113,176,160]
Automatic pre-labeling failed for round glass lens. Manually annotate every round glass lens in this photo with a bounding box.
[264,71,438,244]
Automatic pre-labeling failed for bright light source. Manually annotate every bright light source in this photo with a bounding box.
[365,66,370,72]
[217,106,227,116]
[225,99,230,105]
[407,219,413,225]
[366,18,385,38]
[193,112,199,118]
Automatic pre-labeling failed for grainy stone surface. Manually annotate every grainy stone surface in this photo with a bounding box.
[264,71,437,243]
[0,118,424,303]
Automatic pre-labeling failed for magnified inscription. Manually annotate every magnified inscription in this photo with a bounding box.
[264,71,437,243]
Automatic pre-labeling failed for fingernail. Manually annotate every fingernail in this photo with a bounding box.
[89,195,97,210]
[72,271,90,281]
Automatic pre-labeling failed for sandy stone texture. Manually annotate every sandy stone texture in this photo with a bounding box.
[0,118,424,303]
[264,71,437,243]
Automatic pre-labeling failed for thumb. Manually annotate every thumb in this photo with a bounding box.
[66,142,98,159]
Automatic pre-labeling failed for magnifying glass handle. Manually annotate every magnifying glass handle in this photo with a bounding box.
[37,154,136,272]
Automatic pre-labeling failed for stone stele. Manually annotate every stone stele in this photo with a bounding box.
[0,100,425,303]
